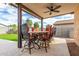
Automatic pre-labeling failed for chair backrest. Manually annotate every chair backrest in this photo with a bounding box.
[46,25,50,31]
[32,27,34,31]
[46,25,51,38]
[21,23,29,40]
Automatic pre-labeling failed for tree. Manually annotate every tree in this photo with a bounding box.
[9,24,17,30]
[34,22,39,29]
[8,24,17,34]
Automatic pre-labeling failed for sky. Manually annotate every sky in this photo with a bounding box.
[0,3,74,28]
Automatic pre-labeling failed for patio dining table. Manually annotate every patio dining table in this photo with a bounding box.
[28,31,49,54]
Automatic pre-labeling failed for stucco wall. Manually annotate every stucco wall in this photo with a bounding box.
[74,5,79,46]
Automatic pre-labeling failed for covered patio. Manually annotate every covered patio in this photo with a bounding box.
[13,3,79,55]
[0,3,79,56]
[13,3,76,48]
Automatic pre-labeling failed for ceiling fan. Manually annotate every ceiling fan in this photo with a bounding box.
[44,4,61,15]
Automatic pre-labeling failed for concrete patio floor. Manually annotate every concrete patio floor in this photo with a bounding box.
[0,38,70,56]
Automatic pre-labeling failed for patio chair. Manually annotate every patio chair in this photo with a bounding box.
[38,32,49,53]
[32,33,41,49]
[21,23,32,52]
[21,24,40,54]
[45,25,52,47]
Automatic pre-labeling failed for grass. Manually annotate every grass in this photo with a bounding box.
[0,34,18,41]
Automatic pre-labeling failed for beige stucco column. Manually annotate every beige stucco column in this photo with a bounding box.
[74,4,79,46]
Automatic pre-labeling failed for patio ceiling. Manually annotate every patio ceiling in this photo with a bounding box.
[22,3,78,19]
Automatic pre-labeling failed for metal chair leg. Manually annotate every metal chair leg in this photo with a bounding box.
[45,41,47,53]
[28,41,31,54]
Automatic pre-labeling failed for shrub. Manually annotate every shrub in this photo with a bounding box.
[34,22,39,29]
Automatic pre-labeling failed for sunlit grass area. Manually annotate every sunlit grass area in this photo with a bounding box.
[0,34,17,41]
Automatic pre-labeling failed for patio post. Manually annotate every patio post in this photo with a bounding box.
[41,19,43,31]
[17,4,22,48]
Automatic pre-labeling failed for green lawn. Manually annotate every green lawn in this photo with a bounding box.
[0,34,18,41]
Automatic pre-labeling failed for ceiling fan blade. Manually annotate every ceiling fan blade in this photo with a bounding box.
[53,5,61,10]
[44,11,50,13]
[47,6,51,10]
[53,10,60,12]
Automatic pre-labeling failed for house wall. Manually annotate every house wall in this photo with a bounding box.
[55,24,74,38]
[0,25,9,34]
